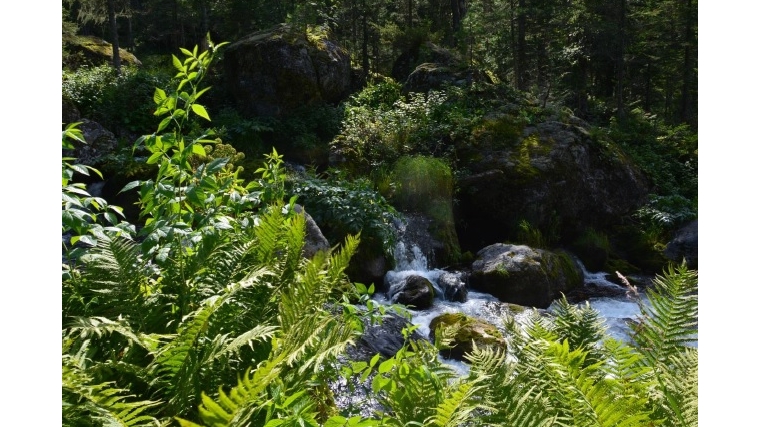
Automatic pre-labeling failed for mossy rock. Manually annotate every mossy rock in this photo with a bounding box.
[392,156,461,265]
[469,244,584,308]
[63,34,142,68]
[428,313,506,361]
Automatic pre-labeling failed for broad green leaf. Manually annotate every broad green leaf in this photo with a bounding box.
[206,157,229,174]
[69,164,90,176]
[77,235,97,246]
[147,152,164,165]
[104,211,118,225]
[153,88,167,104]
[157,117,172,133]
[191,104,211,121]
[192,144,206,156]
[120,180,141,194]
[324,416,348,427]
[172,54,183,71]
[194,86,212,101]
[378,358,394,374]
[370,353,380,368]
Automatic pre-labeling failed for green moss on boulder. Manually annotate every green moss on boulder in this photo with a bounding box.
[429,313,506,361]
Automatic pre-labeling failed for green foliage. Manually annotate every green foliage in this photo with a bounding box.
[609,109,698,201]
[347,78,403,111]
[332,88,458,174]
[517,219,547,248]
[289,170,399,259]
[62,122,134,260]
[391,155,462,262]
[62,37,697,427]
[63,64,173,135]
[633,194,697,251]
[390,156,452,213]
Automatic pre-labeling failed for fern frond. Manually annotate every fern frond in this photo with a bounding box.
[552,297,607,364]
[218,324,279,360]
[65,235,151,321]
[281,212,307,283]
[650,348,698,427]
[252,206,285,267]
[426,380,483,427]
[65,316,160,368]
[63,354,161,427]
[149,268,271,416]
[631,263,698,366]
[326,233,360,287]
[178,353,288,427]
[547,340,651,427]
[184,230,258,297]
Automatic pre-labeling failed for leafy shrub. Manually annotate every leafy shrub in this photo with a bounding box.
[633,194,697,253]
[288,170,399,259]
[63,64,172,135]
[608,108,698,201]
[335,90,455,172]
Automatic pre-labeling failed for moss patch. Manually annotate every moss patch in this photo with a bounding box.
[429,313,505,360]
[63,34,142,67]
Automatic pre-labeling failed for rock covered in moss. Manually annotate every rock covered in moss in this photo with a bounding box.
[293,204,330,259]
[429,312,506,361]
[223,24,351,117]
[63,34,142,68]
[469,244,583,308]
[456,119,649,252]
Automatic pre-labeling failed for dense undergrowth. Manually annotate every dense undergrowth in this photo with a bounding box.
[62,40,697,426]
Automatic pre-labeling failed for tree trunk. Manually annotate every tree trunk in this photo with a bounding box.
[408,0,413,28]
[615,0,626,120]
[362,0,369,76]
[516,0,527,91]
[679,0,694,125]
[107,0,121,74]
[200,0,210,51]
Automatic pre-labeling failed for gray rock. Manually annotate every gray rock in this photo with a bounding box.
[438,271,468,302]
[663,220,698,269]
[388,274,435,310]
[456,119,649,250]
[64,118,119,168]
[223,24,351,117]
[469,243,583,308]
[293,204,330,259]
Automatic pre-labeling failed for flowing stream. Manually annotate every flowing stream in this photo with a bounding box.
[376,238,652,370]
[330,229,659,413]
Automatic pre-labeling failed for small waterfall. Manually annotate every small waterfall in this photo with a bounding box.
[380,220,659,351]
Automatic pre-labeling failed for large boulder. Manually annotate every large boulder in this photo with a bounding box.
[223,24,351,117]
[438,271,468,302]
[404,62,494,94]
[293,204,330,259]
[455,118,649,251]
[63,34,142,68]
[469,244,584,308]
[63,118,119,169]
[663,220,698,269]
[387,274,436,310]
[349,311,428,360]
[428,312,506,361]
[391,41,460,83]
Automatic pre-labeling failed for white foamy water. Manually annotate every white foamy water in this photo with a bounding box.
[380,242,664,346]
